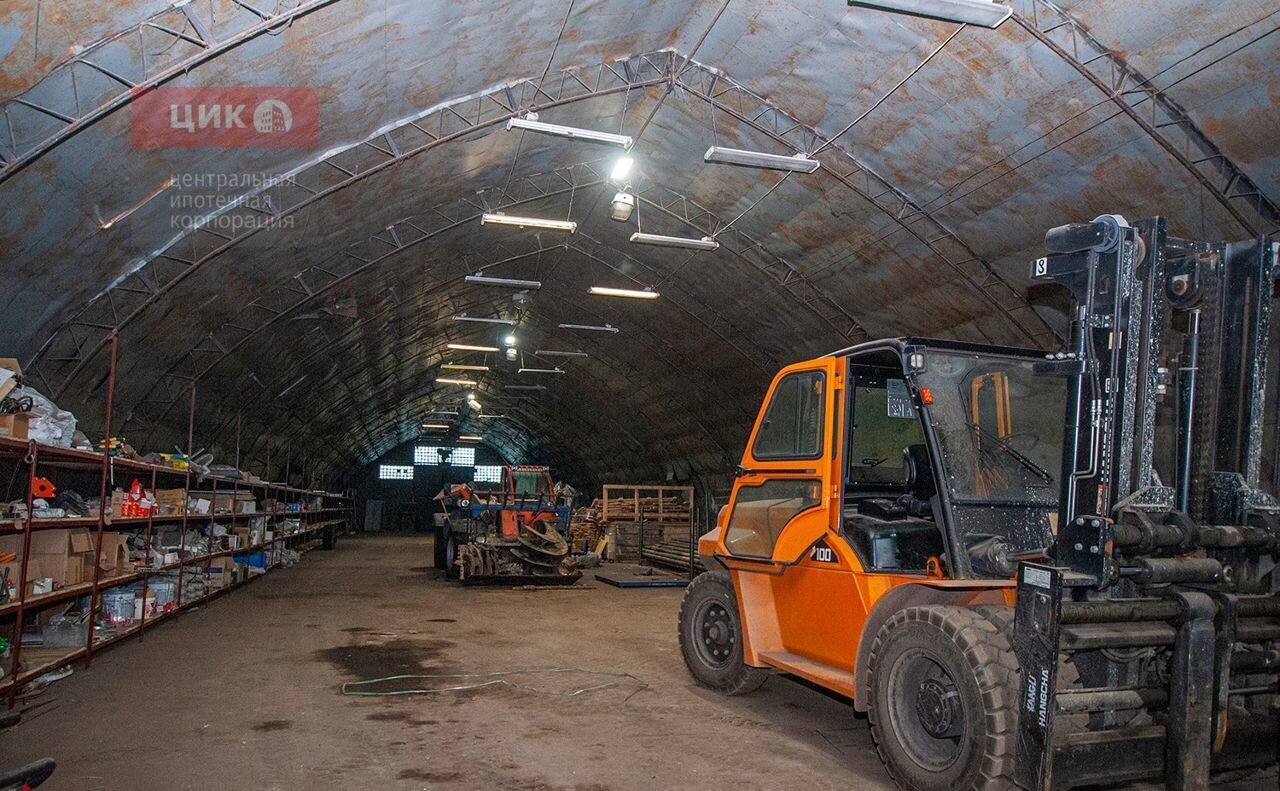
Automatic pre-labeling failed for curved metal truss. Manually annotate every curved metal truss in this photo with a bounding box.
[30,47,1061,408]
[0,0,343,182]
[27,51,676,396]
[1011,0,1280,239]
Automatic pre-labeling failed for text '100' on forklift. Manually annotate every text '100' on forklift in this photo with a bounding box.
[678,215,1279,791]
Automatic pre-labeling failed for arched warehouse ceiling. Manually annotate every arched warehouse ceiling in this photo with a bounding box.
[1,0,1277,488]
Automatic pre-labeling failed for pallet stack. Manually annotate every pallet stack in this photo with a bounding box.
[568,504,603,549]
[597,485,694,566]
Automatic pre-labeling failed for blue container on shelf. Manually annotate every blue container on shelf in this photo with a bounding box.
[235,552,269,569]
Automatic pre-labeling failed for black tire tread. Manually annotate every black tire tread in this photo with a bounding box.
[866,605,1020,791]
[677,570,769,696]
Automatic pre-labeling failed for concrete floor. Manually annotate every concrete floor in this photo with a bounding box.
[0,535,893,791]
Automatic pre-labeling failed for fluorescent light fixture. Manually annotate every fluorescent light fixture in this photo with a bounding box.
[437,377,477,386]
[589,286,660,299]
[559,323,620,333]
[453,314,515,326]
[610,156,634,181]
[507,114,633,148]
[703,145,820,173]
[476,414,507,419]
[630,232,719,251]
[429,410,460,416]
[459,435,484,442]
[447,343,500,352]
[505,384,547,391]
[420,423,451,430]
[442,363,489,371]
[481,213,577,233]
[465,274,542,289]
[519,367,566,375]
[535,350,588,358]
[848,0,1011,27]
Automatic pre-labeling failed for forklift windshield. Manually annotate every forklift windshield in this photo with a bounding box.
[913,348,1069,572]
[916,350,1066,507]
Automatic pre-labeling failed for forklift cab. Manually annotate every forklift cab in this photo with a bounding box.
[719,339,1070,582]
[842,342,1070,579]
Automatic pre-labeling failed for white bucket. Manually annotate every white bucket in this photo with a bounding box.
[101,590,135,626]
[150,578,178,611]
[133,590,156,620]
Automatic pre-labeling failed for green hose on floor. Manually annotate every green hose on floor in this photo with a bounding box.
[341,667,647,699]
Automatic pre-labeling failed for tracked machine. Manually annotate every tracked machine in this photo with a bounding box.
[678,216,1280,790]
[434,465,578,585]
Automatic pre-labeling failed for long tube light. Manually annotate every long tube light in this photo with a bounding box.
[465,275,542,289]
[442,364,489,371]
[505,384,547,391]
[481,213,577,232]
[519,367,566,375]
[507,115,633,149]
[476,414,507,419]
[437,377,477,386]
[704,145,820,173]
[429,410,460,416]
[535,350,588,358]
[459,435,484,442]
[630,232,719,251]
[420,423,451,430]
[453,315,515,326]
[447,343,500,352]
[848,0,1011,27]
[589,286,660,299]
[558,322,620,333]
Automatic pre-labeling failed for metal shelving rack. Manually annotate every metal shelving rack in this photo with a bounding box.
[0,333,352,708]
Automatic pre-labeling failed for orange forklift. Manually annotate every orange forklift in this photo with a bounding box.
[679,216,1279,790]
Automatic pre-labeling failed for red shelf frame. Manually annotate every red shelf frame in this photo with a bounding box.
[0,332,354,707]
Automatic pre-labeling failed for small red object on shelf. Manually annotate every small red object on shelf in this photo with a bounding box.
[31,476,55,499]
[119,479,155,518]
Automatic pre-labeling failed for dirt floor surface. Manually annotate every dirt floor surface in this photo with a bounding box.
[0,534,894,790]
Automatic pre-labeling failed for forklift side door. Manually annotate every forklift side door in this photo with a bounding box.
[722,360,841,564]
[721,359,851,670]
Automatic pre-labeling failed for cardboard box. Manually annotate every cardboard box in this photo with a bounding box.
[0,358,20,402]
[30,528,93,586]
[0,412,29,440]
[153,489,188,515]
[233,527,254,550]
[206,561,234,590]
[0,559,42,598]
[214,491,256,514]
[92,532,131,578]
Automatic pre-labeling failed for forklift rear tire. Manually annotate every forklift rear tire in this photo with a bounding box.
[867,606,1018,791]
[678,570,768,695]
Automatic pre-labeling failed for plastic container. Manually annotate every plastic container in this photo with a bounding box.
[42,615,89,648]
[149,578,178,611]
[101,589,135,626]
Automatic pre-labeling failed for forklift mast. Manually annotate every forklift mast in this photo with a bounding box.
[1035,215,1279,530]
[1014,216,1280,790]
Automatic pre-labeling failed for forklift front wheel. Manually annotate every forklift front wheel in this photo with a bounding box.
[677,570,768,696]
[867,606,1018,791]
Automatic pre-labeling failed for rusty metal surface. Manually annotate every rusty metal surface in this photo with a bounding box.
[0,0,1277,488]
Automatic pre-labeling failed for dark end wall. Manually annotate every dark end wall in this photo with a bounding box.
[352,439,510,532]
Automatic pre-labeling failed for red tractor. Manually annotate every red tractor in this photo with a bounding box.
[433,465,577,584]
